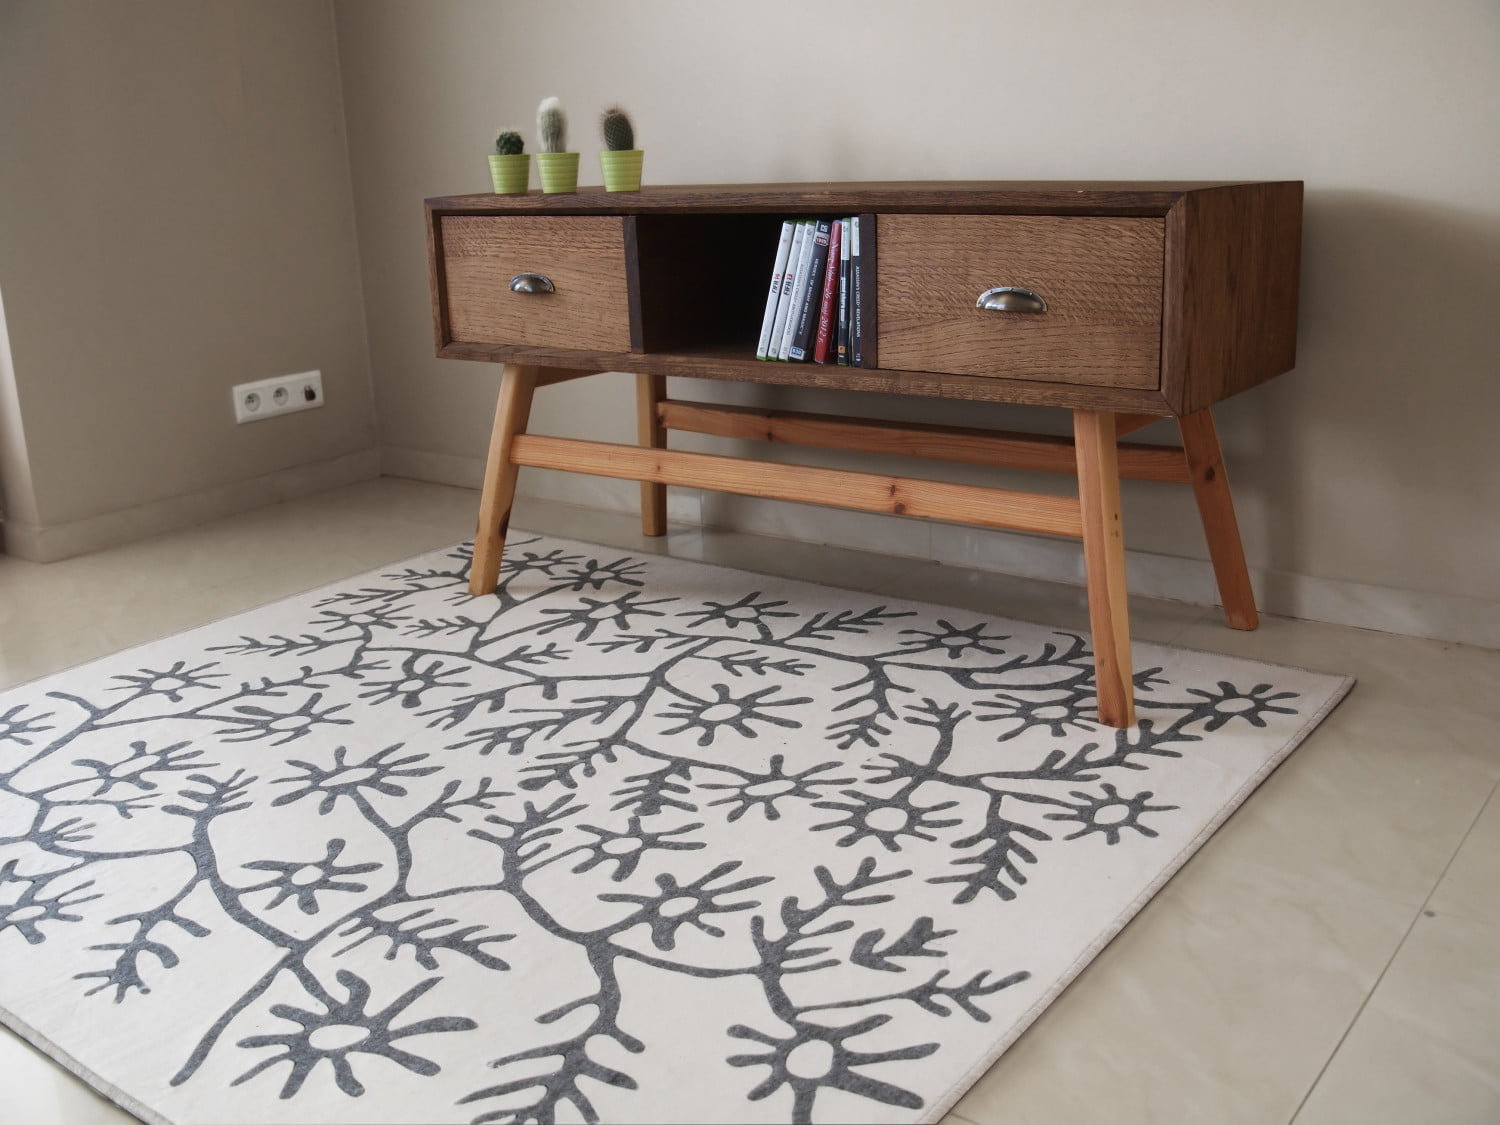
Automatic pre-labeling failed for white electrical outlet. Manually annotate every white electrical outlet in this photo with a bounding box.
[233,371,324,424]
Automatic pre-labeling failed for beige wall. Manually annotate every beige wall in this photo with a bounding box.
[0,0,378,558]
[8,1,1491,636]
[334,0,1500,630]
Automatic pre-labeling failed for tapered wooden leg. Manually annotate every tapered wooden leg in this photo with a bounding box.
[1178,407,1258,630]
[469,364,539,596]
[1074,410,1136,728]
[636,372,668,536]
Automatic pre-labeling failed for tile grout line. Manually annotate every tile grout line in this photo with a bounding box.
[1286,775,1500,1124]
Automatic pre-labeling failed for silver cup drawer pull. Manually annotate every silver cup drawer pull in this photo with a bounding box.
[976,286,1047,313]
[510,273,556,294]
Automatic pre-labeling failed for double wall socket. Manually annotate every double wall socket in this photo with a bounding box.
[233,370,324,424]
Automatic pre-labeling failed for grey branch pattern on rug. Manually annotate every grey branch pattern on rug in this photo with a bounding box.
[0,536,1329,1125]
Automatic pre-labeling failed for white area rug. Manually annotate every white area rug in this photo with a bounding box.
[0,535,1351,1125]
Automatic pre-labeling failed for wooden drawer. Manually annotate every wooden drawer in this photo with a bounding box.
[876,215,1164,388]
[440,216,632,351]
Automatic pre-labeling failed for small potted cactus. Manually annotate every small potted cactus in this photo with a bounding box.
[533,97,578,194]
[488,129,528,194]
[599,105,643,192]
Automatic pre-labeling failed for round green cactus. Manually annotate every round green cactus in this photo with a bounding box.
[600,105,635,152]
[537,97,567,154]
[494,130,524,156]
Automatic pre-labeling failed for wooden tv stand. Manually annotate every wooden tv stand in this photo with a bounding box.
[425,181,1303,727]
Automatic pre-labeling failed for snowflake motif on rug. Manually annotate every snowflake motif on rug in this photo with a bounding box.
[0,535,1335,1125]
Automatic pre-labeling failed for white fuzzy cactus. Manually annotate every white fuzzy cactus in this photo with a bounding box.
[537,97,567,153]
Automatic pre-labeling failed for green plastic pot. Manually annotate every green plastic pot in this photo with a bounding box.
[536,152,580,194]
[600,149,644,192]
[488,153,529,194]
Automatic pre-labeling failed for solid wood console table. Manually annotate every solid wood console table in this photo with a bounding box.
[424,181,1303,728]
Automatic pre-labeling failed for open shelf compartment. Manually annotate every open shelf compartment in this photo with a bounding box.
[625,212,876,365]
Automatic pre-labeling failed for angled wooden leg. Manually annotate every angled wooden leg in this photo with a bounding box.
[1178,407,1258,630]
[1074,410,1136,728]
[469,364,539,596]
[635,373,668,536]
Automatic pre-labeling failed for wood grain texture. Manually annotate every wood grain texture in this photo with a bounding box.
[470,365,538,596]
[438,341,1175,414]
[534,366,608,387]
[877,216,1164,387]
[1074,410,1135,728]
[429,182,1303,415]
[441,216,632,351]
[657,399,1192,483]
[858,212,878,368]
[508,435,1086,538]
[636,373,668,535]
[1179,408,1258,629]
[1113,413,1168,437]
[425,204,452,349]
[1161,182,1303,415]
[623,215,646,353]
[425,181,1280,218]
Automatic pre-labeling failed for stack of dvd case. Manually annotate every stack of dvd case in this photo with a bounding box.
[755,218,866,366]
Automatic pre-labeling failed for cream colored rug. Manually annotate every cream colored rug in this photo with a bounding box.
[0,535,1350,1124]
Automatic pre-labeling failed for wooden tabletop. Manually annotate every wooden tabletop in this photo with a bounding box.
[426,180,1300,217]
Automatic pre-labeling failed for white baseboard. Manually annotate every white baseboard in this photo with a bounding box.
[380,445,1500,651]
[1,449,381,563]
[1248,568,1500,650]
[923,523,1500,650]
[379,445,485,490]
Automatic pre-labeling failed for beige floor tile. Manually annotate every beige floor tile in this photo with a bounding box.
[283,475,480,532]
[1294,912,1500,1125]
[0,535,224,637]
[1428,785,1500,927]
[330,516,473,572]
[0,524,461,692]
[1295,1006,1500,1125]
[0,573,272,691]
[164,497,462,574]
[1191,694,1500,905]
[949,694,1495,1125]
[0,505,458,643]
[1174,612,1500,724]
[951,857,1411,1124]
[0,1031,136,1124]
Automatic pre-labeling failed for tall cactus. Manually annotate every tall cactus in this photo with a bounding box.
[537,97,567,154]
[600,106,635,152]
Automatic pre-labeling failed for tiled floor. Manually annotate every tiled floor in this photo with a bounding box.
[2,477,1497,1124]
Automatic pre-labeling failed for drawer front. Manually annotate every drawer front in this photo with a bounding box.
[877,216,1164,388]
[440,216,631,351]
